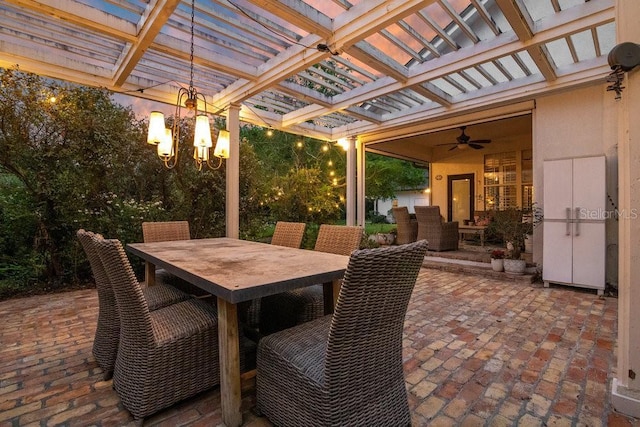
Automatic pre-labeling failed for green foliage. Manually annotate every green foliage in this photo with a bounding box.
[0,68,153,288]
[0,68,432,299]
[487,209,531,259]
[0,68,271,296]
[267,168,340,225]
[365,153,427,200]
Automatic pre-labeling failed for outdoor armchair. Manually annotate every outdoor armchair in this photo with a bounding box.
[414,205,459,251]
[94,236,221,422]
[76,229,190,380]
[256,240,428,426]
[392,206,418,245]
[259,224,362,335]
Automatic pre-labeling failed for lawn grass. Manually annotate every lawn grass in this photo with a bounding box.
[259,220,396,239]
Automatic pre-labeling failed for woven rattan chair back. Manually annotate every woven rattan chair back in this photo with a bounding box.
[325,240,428,424]
[392,206,418,245]
[270,221,306,248]
[94,237,155,347]
[414,206,443,232]
[142,221,190,243]
[314,224,363,255]
[95,237,221,422]
[77,229,119,379]
[414,205,459,251]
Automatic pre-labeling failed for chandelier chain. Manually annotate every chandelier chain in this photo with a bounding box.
[189,0,195,90]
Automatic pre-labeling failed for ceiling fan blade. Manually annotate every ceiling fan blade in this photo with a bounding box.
[469,143,485,149]
[469,139,491,144]
[448,145,458,151]
[436,142,456,146]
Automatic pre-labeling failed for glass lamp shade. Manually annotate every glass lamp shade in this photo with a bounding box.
[194,114,213,148]
[147,111,166,145]
[157,128,174,158]
[214,129,230,159]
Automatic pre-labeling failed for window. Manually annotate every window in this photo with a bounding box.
[484,150,532,210]
[484,152,517,210]
[521,149,533,209]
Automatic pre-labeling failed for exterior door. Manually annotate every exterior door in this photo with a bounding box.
[448,174,474,223]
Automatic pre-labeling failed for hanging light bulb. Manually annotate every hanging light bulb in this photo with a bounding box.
[336,138,350,151]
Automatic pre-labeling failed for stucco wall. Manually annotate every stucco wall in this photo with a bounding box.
[430,136,532,218]
[427,83,618,287]
[534,84,619,286]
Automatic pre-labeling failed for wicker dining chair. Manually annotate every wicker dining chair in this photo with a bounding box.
[94,236,221,422]
[392,206,418,245]
[414,205,459,251]
[141,220,209,296]
[270,221,306,248]
[243,221,307,334]
[76,229,190,380]
[141,220,190,242]
[256,240,428,427]
[259,224,362,336]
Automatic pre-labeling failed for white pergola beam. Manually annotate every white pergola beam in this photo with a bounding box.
[113,0,181,87]
[4,0,136,41]
[244,0,333,39]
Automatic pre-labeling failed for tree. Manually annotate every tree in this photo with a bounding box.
[0,68,155,285]
[0,68,268,291]
[365,153,427,200]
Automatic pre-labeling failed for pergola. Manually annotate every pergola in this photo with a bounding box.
[0,0,617,226]
[2,0,640,423]
[0,0,614,143]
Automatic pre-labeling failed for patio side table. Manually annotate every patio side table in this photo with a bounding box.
[458,225,487,246]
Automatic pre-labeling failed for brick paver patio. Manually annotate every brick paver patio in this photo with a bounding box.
[1,269,639,426]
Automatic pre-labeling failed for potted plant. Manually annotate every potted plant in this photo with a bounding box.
[488,209,528,274]
[490,249,505,272]
[371,228,396,246]
[522,203,543,253]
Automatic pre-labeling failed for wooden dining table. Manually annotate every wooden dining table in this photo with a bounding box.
[126,237,350,427]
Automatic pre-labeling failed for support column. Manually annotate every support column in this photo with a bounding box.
[346,136,357,226]
[612,0,640,417]
[226,104,240,239]
[356,138,366,227]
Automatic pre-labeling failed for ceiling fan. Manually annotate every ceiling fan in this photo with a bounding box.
[437,126,491,151]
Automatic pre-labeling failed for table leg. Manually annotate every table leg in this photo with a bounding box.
[217,298,242,427]
[144,261,156,286]
[322,279,342,315]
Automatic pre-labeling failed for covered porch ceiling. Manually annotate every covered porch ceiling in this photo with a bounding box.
[0,0,615,147]
[367,113,533,164]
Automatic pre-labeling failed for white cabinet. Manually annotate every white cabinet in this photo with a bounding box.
[542,156,606,295]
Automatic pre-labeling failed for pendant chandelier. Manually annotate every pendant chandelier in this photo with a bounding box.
[146,0,229,170]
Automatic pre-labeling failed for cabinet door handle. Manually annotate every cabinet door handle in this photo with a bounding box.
[565,207,571,235]
[575,207,580,236]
